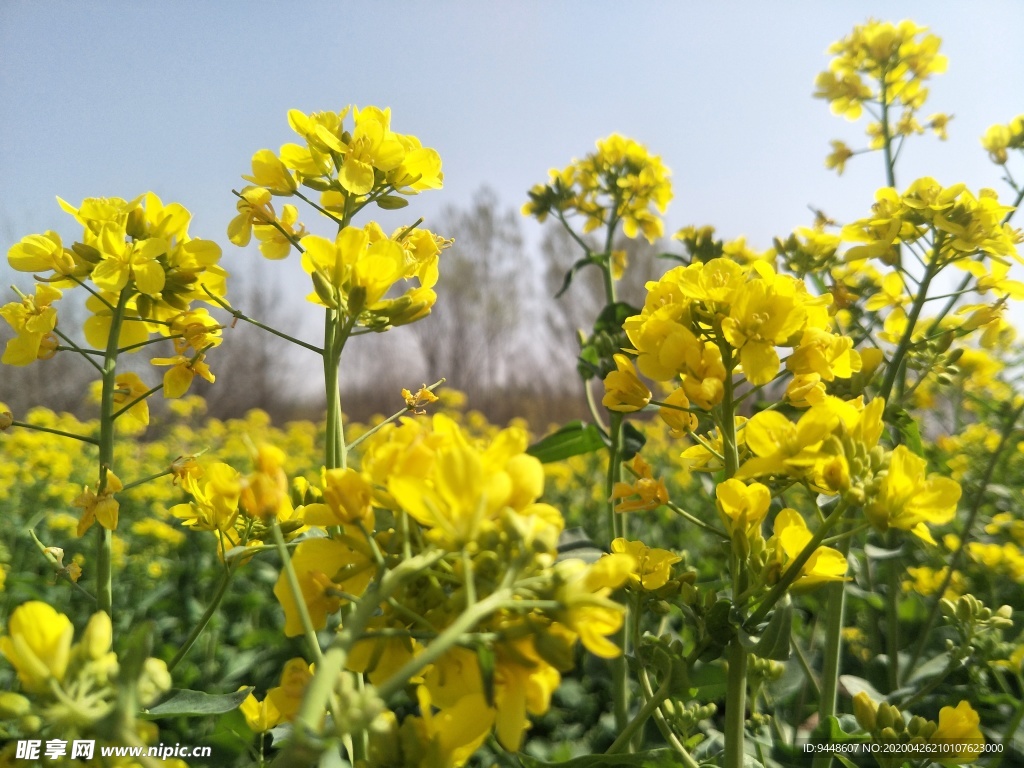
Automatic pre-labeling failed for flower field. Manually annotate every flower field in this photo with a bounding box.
[2,17,1024,768]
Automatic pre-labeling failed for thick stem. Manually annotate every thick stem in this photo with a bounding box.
[724,640,748,768]
[812,534,852,768]
[96,286,131,616]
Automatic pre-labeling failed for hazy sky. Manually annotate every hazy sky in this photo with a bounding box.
[2,1,1023,364]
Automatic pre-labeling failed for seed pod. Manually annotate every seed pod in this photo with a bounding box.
[311,270,339,308]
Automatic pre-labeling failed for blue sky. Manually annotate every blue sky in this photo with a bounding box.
[2,1,1023,375]
[2,2,1021,251]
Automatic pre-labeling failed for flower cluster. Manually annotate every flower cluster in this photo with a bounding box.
[5,195,227,377]
[523,133,672,244]
[981,114,1024,165]
[853,694,984,767]
[618,257,857,400]
[814,19,946,118]
[258,413,638,758]
[0,602,170,745]
[814,19,950,174]
[227,106,451,329]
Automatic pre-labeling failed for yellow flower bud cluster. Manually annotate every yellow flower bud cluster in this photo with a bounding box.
[853,693,985,767]
[981,114,1024,165]
[524,133,672,245]
[0,602,170,739]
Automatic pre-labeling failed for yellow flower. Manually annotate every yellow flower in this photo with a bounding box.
[930,700,984,765]
[402,385,439,414]
[554,554,633,658]
[7,230,76,277]
[736,406,840,482]
[301,225,406,309]
[150,350,215,399]
[602,354,651,412]
[338,107,406,196]
[825,140,854,174]
[0,601,74,693]
[492,640,561,751]
[111,372,152,429]
[722,271,809,386]
[767,509,848,590]
[716,479,771,538]
[274,538,373,636]
[242,149,297,195]
[303,468,375,530]
[0,284,62,366]
[239,688,282,733]
[610,538,681,590]
[227,186,273,247]
[982,124,1012,165]
[168,462,241,532]
[264,658,314,723]
[401,687,493,768]
[253,203,306,260]
[73,470,123,536]
[658,386,697,436]
[609,455,668,513]
[865,445,961,544]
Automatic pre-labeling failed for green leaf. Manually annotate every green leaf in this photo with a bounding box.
[620,422,646,461]
[555,255,599,298]
[376,194,409,210]
[739,599,793,661]
[593,301,639,335]
[837,675,885,704]
[886,407,924,456]
[518,749,681,767]
[527,421,606,463]
[142,687,253,719]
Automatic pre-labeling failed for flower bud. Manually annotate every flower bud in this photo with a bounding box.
[0,692,31,718]
[81,611,113,660]
[0,403,12,431]
[853,692,877,732]
[137,658,172,706]
[876,702,896,730]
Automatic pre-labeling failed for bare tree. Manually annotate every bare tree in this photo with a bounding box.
[408,187,532,403]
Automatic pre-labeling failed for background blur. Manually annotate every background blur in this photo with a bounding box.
[3,1,1023,425]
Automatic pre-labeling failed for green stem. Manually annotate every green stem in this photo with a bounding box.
[202,286,324,355]
[884,533,900,691]
[9,421,98,445]
[606,668,674,754]
[52,327,104,373]
[812,535,853,768]
[724,639,748,768]
[879,83,896,189]
[324,310,342,470]
[747,501,850,626]
[270,520,323,664]
[120,469,174,494]
[96,286,131,616]
[167,565,236,671]
[904,398,1024,679]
